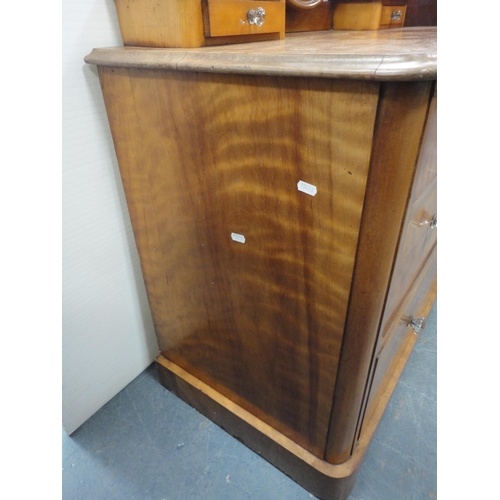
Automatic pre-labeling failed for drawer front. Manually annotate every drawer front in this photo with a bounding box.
[379,6,407,29]
[207,0,285,37]
[382,181,437,335]
[361,250,436,431]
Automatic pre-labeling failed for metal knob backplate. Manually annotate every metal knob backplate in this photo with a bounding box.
[248,7,266,27]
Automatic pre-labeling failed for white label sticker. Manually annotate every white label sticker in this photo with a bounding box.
[297,180,317,196]
[231,232,246,244]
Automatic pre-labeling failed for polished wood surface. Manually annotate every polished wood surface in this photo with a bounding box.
[87,28,437,497]
[115,0,285,48]
[98,66,379,457]
[333,2,383,31]
[156,286,433,500]
[409,87,437,206]
[156,355,360,500]
[115,0,206,48]
[85,28,437,81]
[325,81,433,464]
[285,1,333,33]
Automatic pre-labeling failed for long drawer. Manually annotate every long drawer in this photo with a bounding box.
[359,248,436,436]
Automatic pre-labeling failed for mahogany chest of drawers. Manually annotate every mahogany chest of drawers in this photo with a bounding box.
[85,28,437,500]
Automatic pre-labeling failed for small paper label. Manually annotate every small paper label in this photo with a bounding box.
[231,232,246,244]
[297,180,317,196]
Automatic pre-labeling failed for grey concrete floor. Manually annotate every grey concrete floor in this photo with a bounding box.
[62,303,436,500]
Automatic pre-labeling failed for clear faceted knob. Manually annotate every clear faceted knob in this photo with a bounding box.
[248,7,266,27]
[416,212,437,229]
[391,10,403,21]
[408,316,425,334]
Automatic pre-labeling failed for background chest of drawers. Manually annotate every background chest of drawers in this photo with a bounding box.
[85,28,437,500]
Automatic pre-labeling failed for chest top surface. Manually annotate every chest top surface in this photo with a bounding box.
[85,27,437,81]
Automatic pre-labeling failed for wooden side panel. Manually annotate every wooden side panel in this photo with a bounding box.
[325,81,433,464]
[98,66,379,457]
[114,0,205,48]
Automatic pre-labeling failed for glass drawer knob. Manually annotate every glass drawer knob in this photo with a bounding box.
[408,316,425,334]
[248,7,266,27]
[391,10,402,21]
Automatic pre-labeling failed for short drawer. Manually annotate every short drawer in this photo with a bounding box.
[206,0,285,37]
[382,180,437,335]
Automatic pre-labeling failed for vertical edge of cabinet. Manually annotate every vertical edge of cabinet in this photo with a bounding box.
[95,65,166,333]
[324,80,434,465]
[155,355,360,500]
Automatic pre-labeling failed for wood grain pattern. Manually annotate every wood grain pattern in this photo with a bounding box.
[85,28,437,81]
[114,0,285,48]
[324,81,433,464]
[155,280,432,499]
[114,0,206,48]
[207,0,285,38]
[156,355,360,500]
[409,87,437,206]
[98,66,379,457]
